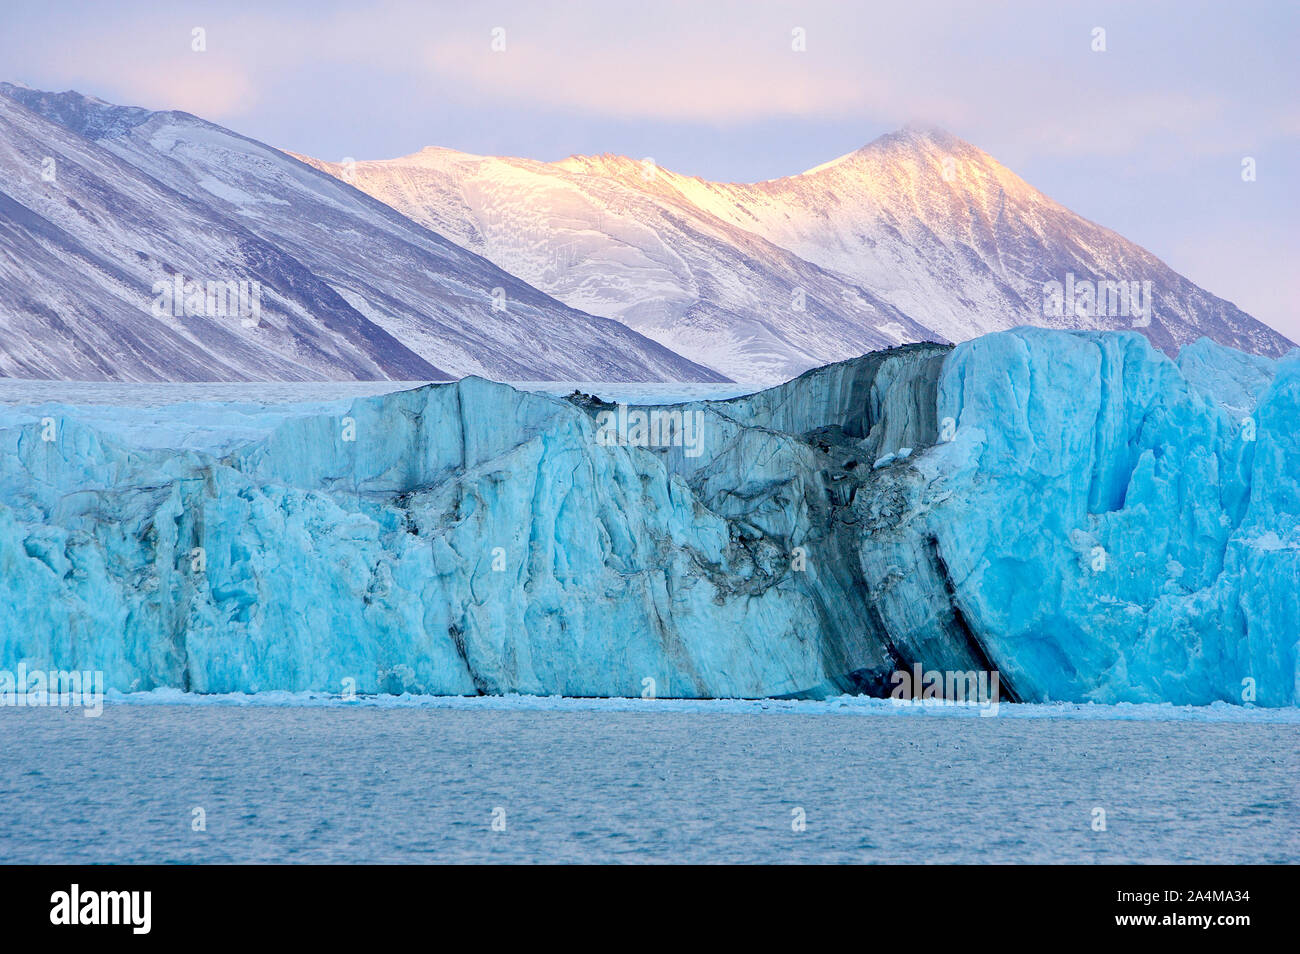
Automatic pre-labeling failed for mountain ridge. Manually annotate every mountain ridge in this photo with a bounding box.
[299,124,1291,382]
[0,84,726,383]
[1,82,1290,386]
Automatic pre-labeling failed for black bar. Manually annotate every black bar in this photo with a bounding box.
[0,864,1286,941]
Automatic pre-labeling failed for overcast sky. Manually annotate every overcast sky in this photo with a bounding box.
[4,0,1296,340]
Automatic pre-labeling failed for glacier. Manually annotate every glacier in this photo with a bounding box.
[0,327,1296,705]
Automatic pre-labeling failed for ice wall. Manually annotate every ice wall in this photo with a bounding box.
[860,329,1298,706]
[0,328,1295,704]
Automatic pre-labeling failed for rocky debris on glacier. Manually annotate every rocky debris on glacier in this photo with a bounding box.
[0,328,1295,705]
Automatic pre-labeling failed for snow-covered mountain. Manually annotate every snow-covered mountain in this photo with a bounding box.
[0,85,723,383]
[687,128,1291,357]
[2,82,1288,386]
[294,148,938,385]
[301,129,1292,382]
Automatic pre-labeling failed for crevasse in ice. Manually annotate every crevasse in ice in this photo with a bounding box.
[0,328,1295,704]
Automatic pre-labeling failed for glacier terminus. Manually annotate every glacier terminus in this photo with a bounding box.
[0,328,1295,707]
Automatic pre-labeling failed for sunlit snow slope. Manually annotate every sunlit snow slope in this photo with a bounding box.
[302,129,1291,383]
[296,147,937,385]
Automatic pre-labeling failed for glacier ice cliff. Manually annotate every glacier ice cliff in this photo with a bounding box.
[0,328,1295,705]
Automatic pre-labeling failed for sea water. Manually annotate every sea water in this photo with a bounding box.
[1,699,1295,864]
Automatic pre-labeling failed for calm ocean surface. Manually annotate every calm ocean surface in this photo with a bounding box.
[1,702,1295,864]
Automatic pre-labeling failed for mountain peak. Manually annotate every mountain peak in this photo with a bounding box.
[892,124,965,146]
[395,144,485,167]
[552,152,653,178]
[1,83,156,140]
[800,125,980,177]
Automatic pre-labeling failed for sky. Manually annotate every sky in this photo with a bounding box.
[3,0,1297,339]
